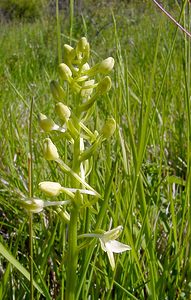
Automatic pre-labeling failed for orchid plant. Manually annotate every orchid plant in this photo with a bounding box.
[22,37,131,299]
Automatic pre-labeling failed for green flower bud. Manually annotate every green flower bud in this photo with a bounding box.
[58,63,72,82]
[43,138,59,161]
[81,63,90,72]
[76,37,90,64]
[77,37,89,52]
[39,181,62,197]
[55,102,71,122]
[50,80,65,101]
[83,57,114,77]
[63,44,76,63]
[39,113,56,132]
[101,118,116,139]
[81,79,95,99]
[99,57,115,74]
[97,76,112,94]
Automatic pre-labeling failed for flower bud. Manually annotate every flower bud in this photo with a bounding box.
[77,37,89,52]
[39,113,56,132]
[43,138,59,161]
[81,63,90,72]
[55,102,71,122]
[99,57,115,74]
[24,199,44,213]
[83,57,114,77]
[81,79,95,99]
[76,37,90,64]
[58,63,72,82]
[50,80,65,101]
[39,181,62,197]
[101,118,116,139]
[63,44,76,63]
[97,76,112,94]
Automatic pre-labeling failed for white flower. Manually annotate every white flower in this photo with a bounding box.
[79,225,131,270]
[99,226,131,270]
[21,198,70,213]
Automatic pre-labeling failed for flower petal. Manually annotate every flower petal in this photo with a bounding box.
[99,238,107,252]
[105,240,131,253]
[102,226,123,243]
[106,248,115,270]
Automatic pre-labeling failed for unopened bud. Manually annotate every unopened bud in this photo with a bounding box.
[43,138,59,161]
[83,57,114,77]
[55,102,71,122]
[39,113,56,132]
[101,118,116,138]
[76,37,90,64]
[39,181,62,197]
[58,63,72,82]
[81,79,95,99]
[81,63,90,72]
[50,80,65,101]
[77,37,89,52]
[63,44,76,63]
[99,57,115,74]
[97,76,112,94]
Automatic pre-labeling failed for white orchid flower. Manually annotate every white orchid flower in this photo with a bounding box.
[20,197,70,213]
[79,225,131,270]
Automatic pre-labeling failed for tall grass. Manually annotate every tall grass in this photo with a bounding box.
[0,1,191,299]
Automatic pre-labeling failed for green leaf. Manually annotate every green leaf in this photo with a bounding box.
[166,175,186,186]
[0,242,44,296]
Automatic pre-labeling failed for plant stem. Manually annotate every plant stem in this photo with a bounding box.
[28,98,34,300]
[56,0,62,64]
[66,133,80,299]
[65,205,79,300]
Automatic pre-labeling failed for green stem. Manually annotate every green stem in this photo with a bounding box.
[29,211,33,300]
[66,135,80,300]
[69,0,74,44]
[28,154,33,300]
[65,205,79,300]
[28,98,34,300]
[56,0,62,64]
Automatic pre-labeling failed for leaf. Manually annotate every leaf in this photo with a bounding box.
[166,175,185,186]
[0,242,44,296]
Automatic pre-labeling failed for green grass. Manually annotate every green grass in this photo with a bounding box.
[0,1,191,299]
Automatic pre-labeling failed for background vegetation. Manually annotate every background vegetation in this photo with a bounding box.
[0,0,191,299]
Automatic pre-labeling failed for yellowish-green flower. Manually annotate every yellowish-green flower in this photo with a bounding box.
[43,138,59,161]
[59,63,72,82]
[101,118,116,139]
[55,102,71,122]
[39,113,59,132]
[39,181,62,197]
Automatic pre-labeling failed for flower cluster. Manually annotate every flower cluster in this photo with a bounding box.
[22,37,131,272]
[37,37,116,209]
